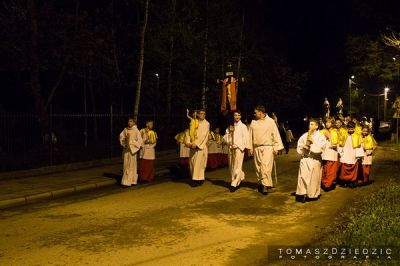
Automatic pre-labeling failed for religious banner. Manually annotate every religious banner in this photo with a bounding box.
[220,76,237,112]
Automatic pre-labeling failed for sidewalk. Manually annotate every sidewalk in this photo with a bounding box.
[0,150,178,209]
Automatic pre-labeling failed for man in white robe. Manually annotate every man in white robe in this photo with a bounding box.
[223,111,249,192]
[186,109,210,186]
[248,105,284,195]
[119,118,143,186]
[296,118,327,202]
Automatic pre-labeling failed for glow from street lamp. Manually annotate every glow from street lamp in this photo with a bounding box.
[155,73,159,78]
[393,57,396,61]
[385,87,390,92]
[351,75,355,79]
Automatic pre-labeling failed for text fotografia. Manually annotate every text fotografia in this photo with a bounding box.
[269,247,396,261]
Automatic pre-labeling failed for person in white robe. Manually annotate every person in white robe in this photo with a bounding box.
[338,121,364,187]
[207,129,221,170]
[320,117,340,191]
[223,111,249,192]
[174,130,191,179]
[119,118,143,186]
[139,120,157,182]
[248,105,284,195]
[296,118,327,202]
[359,125,377,185]
[185,109,210,186]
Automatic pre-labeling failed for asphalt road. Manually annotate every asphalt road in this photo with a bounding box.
[0,146,397,266]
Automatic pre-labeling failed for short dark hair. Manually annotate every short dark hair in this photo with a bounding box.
[128,117,135,122]
[362,125,370,131]
[198,108,206,113]
[347,121,355,128]
[254,105,266,113]
[309,117,319,126]
[233,110,241,115]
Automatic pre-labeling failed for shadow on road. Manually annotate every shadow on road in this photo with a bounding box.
[103,172,122,183]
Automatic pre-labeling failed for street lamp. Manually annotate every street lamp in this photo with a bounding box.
[155,73,160,91]
[384,87,390,121]
[394,57,400,92]
[349,75,355,112]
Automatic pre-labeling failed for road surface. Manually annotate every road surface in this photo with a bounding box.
[0,145,397,266]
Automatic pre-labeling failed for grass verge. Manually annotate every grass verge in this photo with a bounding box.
[314,178,400,266]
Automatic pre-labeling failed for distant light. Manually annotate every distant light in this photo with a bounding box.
[384,87,390,92]
[351,75,355,79]
[155,73,159,78]
[303,117,307,121]
[393,57,396,61]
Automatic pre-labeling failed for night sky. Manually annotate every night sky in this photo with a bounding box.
[0,0,399,168]
[0,0,399,116]
[246,0,398,113]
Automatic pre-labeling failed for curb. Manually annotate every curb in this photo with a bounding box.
[0,169,171,210]
[0,149,176,181]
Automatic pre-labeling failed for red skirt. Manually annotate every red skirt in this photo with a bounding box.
[207,154,220,169]
[339,162,359,182]
[321,160,339,189]
[179,158,190,179]
[219,154,228,167]
[358,165,371,184]
[139,159,155,181]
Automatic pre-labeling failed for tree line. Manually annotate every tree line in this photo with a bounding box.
[0,0,307,138]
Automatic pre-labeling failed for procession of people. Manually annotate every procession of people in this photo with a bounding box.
[119,97,378,203]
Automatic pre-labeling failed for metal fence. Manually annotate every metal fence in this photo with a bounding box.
[0,109,187,172]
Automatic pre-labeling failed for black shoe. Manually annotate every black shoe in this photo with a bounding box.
[266,186,274,193]
[229,186,236,192]
[348,182,357,189]
[322,184,336,192]
[258,185,268,195]
[295,195,306,203]
[306,195,320,202]
[198,180,204,186]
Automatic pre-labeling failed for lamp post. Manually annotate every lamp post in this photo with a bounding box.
[349,75,355,112]
[394,57,400,92]
[155,73,160,91]
[384,87,389,121]
[154,73,160,121]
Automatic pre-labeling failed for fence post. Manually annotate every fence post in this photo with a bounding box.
[48,103,53,166]
[110,104,113,158]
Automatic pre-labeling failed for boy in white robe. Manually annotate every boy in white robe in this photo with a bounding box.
[223,111,249,192]
[338,121,364,188]
[119,118,143,186]
[359,126,377,186]
[175,130,191,178]
[186,109,210,186]
[296,118,327,203]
